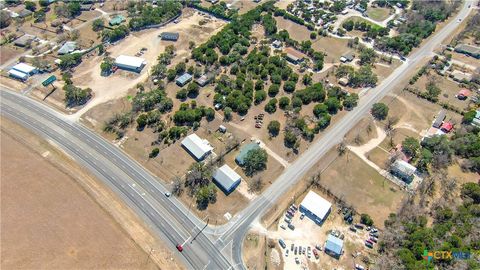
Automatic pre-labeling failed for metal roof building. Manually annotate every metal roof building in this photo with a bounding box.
[235,143,260,165]
[390,159,416,183]
[300,190,332,224]
[57,41,77,55]
[14,34,36,47]
[114,55,147,72]
[160,32,179,41]
[109,15,126,26]
[181,133,213,161]
[8,69,29,81]
[325,234,344,257]
[12,63,37,75]
[454,44,480,59]
[432,110,446,128]
[176,73,193,87]
[213,164,241,194]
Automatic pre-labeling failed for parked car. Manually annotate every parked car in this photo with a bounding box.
[355,264,365,270]
[284,217,291,224]
[279,239,286,249]
[355,224,365,229]
[280,224,286,230]
[350,226,357,232]
[370,237,378,243]
[288,223,295,230]
[315,244,322,251]
[365,241,373,248]
[291,243,294,251]
[285,249,289,257]
[300,213,305,220]
[295,257,300,264]
[366,239,374,245]
[313,248,319,258]
[291,204,298,210]
[294,247,298,255]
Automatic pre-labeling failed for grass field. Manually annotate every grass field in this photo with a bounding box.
[366,7,392,22]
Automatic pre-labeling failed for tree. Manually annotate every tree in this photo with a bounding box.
[359,47,377,66]
[371,103,389,120]
[402,137,421,159]
[25,1,37,12]
[310,32,317,39]
[264,98,277,114]
[100,57,114,76]
[325,97,341,114]
[63,84,92,107]
[461,182,480,204]
[92,18,105,32]
[283,80,296,93]
[224,107,232,121]
[425,81,441,101]
[313,103,328,118]
[195,184,217,210]
[360,213,374,226]
[67,2,81,18]
[254,90,267,104]
[39,0,50,7]
[176,89,187,99]
[342,20,354,31]
[462,110,476,124]
[243,148,268,176]
[278,96,290,110]
[267,120,281,137]
[249,177,263,193]
[343,93,359,110]
[187,82,199,97]
[268,84,280,97]
[149,148,160,158]
[302,74,312,85]
[171,176,184,196]
[0,11,12,29]
[284,130,298,148]
[205,108,215,121]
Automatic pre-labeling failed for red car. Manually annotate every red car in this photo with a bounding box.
[176,244,183,252]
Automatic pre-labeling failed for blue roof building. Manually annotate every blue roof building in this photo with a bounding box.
[213,164,241,194]
[235,143,260,166]
[325,234,344,258]
[176,73,193,86]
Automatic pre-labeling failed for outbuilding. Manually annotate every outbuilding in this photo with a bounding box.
[8,69,29,81]
[57,41,77,55]
[195,74,212,87]
[176,73,193,87]
[440,122,453,133]
[109,15,126,26]
[11,63,37,75]
[340,52,355,63]
[432,110,446,128]
[181,133,213,161]
[160,32,179,41]
[235,143,260,165]
[13,34,36,47]
[325,235,344,258]
[114,55,147,72]
[390,159,416,183]
[213,164,241,194]
[299,190,332,224]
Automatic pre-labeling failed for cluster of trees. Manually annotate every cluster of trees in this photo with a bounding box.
[136,110,165,132]
[293,40,325,71]
[92,18,105,32]
[173,102,215,126]
[100,57,114,76]
[243,148,268,176]
[58,53,82,70]
[376,0,460,55]
[184,162,217,210]
[188,1,238,20]
[151,45,176,80]
[342,19,389,39]
[128,1,182,31]
[103,112,134,138]
[132,86,173,113]
[54,2,81,19]
[62,73,92,108]
[379,182,480,270]
[335,65,378,87]
[102,25,129,43]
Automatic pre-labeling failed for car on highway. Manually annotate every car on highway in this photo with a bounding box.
[176,244,183,252]
[164,192,171,197]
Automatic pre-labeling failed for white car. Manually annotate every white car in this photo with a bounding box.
[164,192,171,197]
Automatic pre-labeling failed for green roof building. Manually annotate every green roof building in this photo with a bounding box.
[109,15,126,26]
[235,143,260,165]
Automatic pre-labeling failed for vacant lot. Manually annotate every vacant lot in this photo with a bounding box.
[366,7,392,22]
[312,37,351,63]
[275,17,311,41]
[0,124,162,270]
[0,46,23,66]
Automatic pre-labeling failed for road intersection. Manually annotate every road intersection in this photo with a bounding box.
[0,1,475,269]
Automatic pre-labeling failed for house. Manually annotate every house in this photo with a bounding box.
[181,133,213,161]
[218,125,227,133]
[114,55,147,72]
[472,110,480,128]
[454,44,480,59]
[450,70,473,82]
[57,41,77,55]
[390,159,416,183]
[432,110,446,128]
[457,89,471,100]
[299,190,332,224]
[340,52,355,63]
[160,32,179,41]
[325,235,344,258]
[13,34,36,47]
[440,122,453,133]
[109,15,126,26]
[195,73,213,87]
[284,47,304,64]
[213,164,241,194]
[80,3,93,11]
[235,143,260,165]
[176,73,193,87]
[272,40,282,49]
[338,77,349,86]
[18,9,33,18]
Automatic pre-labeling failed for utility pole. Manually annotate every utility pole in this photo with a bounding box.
[191,217,209,244]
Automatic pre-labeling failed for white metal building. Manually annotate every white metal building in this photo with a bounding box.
[213,164,241,194]
[114,55,147,72]
[11,63,37,75]
[181,133,213,161]
[8,69,29,81]
[300,190,332,224]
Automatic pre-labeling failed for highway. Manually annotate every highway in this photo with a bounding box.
[0,1,475,269]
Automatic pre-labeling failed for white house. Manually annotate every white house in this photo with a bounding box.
[213,164,241,194]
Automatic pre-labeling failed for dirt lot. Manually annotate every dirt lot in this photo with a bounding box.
[312,37,351,64]
[71,8,226,117]
[0,46,23,66]
[366,7,392,22]
[275,17,311,41]
[0,118,184,270]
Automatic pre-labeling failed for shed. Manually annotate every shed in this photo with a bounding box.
[213,164,241,194]
[440,122,453,133]
[432,110,446,128]
[454,44,480,59]
[325,235,344,258]
[450,70,473,82]
[218,125,227,133]
[14,34,36,47]
[176,73,193,87]
[284,47,304,64]
[12,63,37,75]
[114,55,147,72]
[181,133,213,161]
[457,89,471,100]
[272,40,282,48]
[195,74,211,87]
[338,77,349,86]
[300,190,332,224]
[390,159,416,183]
[8,69,29,81]
[18,9,33,18]
[57,41,77,55]
[109,15,126,26]
[235,143,260,165]
[80,3,93,11]
[160,32,179,41]
[340,52,355,63]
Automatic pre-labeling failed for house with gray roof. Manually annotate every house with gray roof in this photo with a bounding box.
[57,41,77,55]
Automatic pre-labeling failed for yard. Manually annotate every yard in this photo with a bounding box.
[366,7,392,22]
[311,37,351,63]
[275,17,311,41]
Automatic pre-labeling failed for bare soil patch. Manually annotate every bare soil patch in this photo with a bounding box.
[275,17,311,41]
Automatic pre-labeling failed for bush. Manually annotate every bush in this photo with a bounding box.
[360,213,374,226]
[313,103,328,118]
[149,148,160,158]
